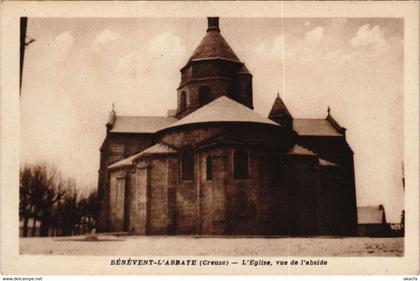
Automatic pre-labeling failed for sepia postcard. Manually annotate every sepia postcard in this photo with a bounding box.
[0,0,419,276]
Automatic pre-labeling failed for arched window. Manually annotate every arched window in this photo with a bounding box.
[234,148,248,180]
[181,147,194,181]
[199,86,212,106]
[206,156,213,181]
[180,91,187,111]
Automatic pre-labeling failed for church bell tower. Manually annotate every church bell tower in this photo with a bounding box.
[176,17,254,118]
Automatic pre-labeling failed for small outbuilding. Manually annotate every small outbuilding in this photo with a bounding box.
[357,205,390,237]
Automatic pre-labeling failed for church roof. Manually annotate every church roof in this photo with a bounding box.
[269,95,292,119]
[293,119,343,136]
[358,205,386,224]
[186,18,240,64]
[110,116,177,134]
[108,143,177,170]
[162,96,279,131]
[239,63,251,75]
[287,144,317,156]
[319,158,338,167]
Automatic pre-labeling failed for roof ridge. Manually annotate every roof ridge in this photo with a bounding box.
[116,115,175,118]
[139,142,178,154]
[111,116,177,134]
[108,143,178,170]
[161,96,279,131]
[294,118,328,120]
[155,142,178,152]
[296,144,316,154]
[287,144,317,156]
[326,113,346,136]
[318,157,338,167]
[293,119,343,137]
[358,205,384,208]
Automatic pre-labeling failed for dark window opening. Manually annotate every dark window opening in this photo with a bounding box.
[181,147,194,181]
[206,156,213,180]
[180,91,187,111]
[234,148,249,179]
[227,85,236,99]
[199,86,212,105]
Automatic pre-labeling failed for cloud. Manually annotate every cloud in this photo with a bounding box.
[96,29,120,45]
[114,32,186,77]
[304,26,324,41]
[92,29,122,54]
[50,32,74,61]
[254,35,284,57]
[149,32,186,63]
[270,35,284,55]
[350,24,385,47]
[115,51,136,74]
[54,32,74,50]
[107,31,187,115]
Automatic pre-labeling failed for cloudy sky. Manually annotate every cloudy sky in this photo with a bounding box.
[20,17,404,222]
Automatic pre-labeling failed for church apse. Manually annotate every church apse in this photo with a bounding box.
[97,17,357,236]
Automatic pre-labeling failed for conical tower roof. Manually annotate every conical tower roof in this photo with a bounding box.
[187,17,240,64]
[239,63,251,75]
[269,94,292,119]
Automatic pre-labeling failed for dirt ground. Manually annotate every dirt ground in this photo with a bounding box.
[19,235,404,256]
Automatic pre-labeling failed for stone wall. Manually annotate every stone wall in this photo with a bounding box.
[177,79,238,118]
[125,156,179,235]
[297,135,358,235]
[176,180,198,234]
[198,147,228,235]
[102,123,357,236]
[284,155,320,235]
[177,59,252,117]
[197,145,276,235]
[127,162,148,234]
[97,132,155,232]
[148,157,170,234]
[109,169,127,232]
[317,166,342,235]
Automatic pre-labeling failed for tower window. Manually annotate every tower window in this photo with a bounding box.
[181,147,194,181]
[180,91,187,111]
[199,86,212,105]
[206,156,213,181]
[234,148,249,179]
[227,85,236,99]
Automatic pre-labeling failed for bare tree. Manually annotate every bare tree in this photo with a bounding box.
[19,165,33,237]
[29,165,65,236]
[20,163,98,237]
[59,186,80,236]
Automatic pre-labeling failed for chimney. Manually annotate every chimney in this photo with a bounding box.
[207,17,220,32]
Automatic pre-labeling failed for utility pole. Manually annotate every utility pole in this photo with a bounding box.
[20,17,35,95]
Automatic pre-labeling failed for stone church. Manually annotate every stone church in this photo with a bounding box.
[97,17,357,236]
